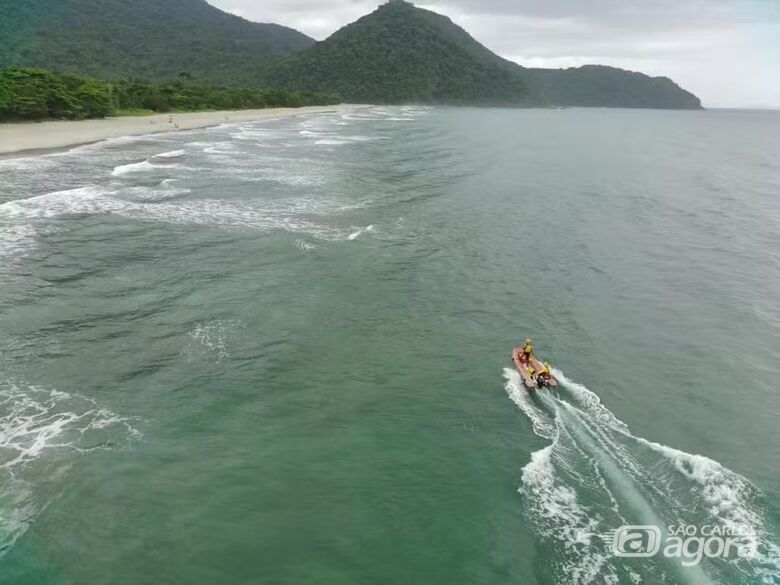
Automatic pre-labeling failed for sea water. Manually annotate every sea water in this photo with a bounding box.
[0,106,778,584]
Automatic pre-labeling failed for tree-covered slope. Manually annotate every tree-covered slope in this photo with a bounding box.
[527,65,702,110]
[0,0,314,85]
[0,0,703,109]
[0,67,339,121]
[265,0,535,106]
[267,0,702,110]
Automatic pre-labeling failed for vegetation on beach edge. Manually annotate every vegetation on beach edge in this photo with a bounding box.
[0,67,341,122]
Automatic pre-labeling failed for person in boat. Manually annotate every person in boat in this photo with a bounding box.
[537,362,552,383]
[526,365,536,379]
[520,338,534,362]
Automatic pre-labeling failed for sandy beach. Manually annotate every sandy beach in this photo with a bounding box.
[0,105,348,157]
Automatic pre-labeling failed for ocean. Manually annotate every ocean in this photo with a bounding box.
[0,106,778,585]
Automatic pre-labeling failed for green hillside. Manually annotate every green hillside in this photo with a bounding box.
[265,0,535,106]
[0,0,703,109]
[527,65,702,110]
[267,0,702,109]
[0,0,314,85]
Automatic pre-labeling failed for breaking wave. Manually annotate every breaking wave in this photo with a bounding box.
[347,224,375,241]
[151,149,186,159]
[0,381,139,554]
[0,185,366,249]
[111,160,162,176]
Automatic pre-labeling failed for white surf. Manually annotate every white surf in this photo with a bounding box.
[504,368,779,585]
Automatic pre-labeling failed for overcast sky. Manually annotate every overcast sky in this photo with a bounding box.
[210,0,780,108]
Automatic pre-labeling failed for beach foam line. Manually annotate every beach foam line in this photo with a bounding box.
[0,185,365,242]
[0,186,118,219]
[0,105,353,158]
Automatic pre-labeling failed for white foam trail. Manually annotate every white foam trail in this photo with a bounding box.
[160,178,191,194]
[202,146,228,156]
[256,168,326,187]
[0,156,57,172]
[186,140,237,155]
[557,370,765,538]
[295,239,317,252]
[0,381,140,554]
[203,145,232,155]
[118,182,191,202]
[111,160,161,176]
[0,186,362,241]
[0,383,140,469]
[638,439,762,532]
[151,149,185,159]
[505,368,778,584]
[503,368,555,438]
[307,132,377,144]
[341,135,380,142]
[0,187,119,219]
[520,437,616,585]
[347,225,375,241]
[232,127,287,141]
[554,370,629,433]
[181,321,244,363]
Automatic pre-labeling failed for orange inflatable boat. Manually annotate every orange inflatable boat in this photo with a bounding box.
[512,347,558,390]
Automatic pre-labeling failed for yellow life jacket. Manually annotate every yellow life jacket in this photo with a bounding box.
[523,343,533,354]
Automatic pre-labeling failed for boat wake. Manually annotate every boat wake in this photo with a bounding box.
[504,368,779,585]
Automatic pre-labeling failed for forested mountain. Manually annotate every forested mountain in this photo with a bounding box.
[267,0,702,109]
[0,0,703,109]
[526,66,702,110]
[265,0,535,105]
[0,0,314,85]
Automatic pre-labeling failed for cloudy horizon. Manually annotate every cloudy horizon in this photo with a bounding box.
[209,0,780,109]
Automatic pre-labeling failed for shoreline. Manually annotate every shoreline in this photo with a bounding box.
[0,105,350,159]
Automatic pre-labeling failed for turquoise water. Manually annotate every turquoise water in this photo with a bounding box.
[0,106,778,584]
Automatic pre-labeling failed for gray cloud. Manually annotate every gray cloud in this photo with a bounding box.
[209,0,780,107]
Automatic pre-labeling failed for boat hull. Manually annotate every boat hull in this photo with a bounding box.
[512,347,558,390]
